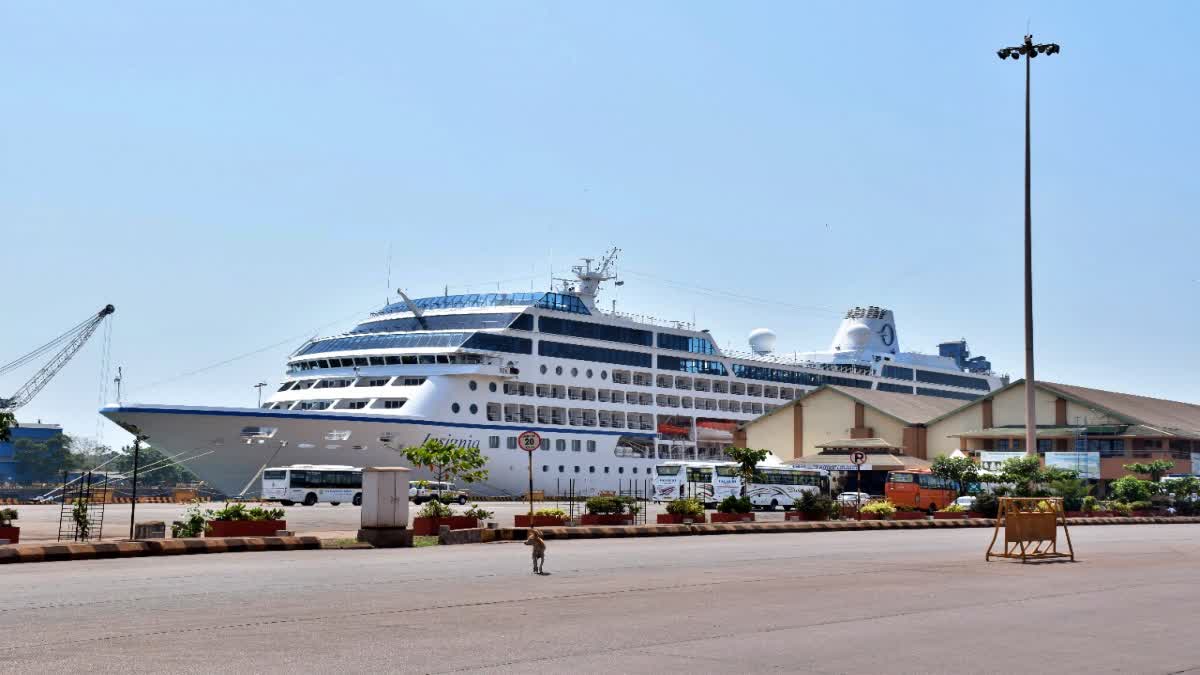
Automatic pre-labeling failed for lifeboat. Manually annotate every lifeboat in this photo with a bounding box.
[657,422,691,436]
[695,420,736,442]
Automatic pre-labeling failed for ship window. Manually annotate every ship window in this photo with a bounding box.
[587,440,596,452]
[507,437,518,449]
[657,333,716,354]
[489,382,497,392]
[277,382,294,392]
[556,439,566,451]
[469,381,477,391]
[882,364,914,380]
[538,341,652,368]
[489,436,500,449]
[538,316,653,346]
[877,382,914,394]
[574,466,581,473]
[469,403,478,414]
[298,332,472,356]
[657,356,727,376]
[572,439,582,452]
[914,369,989,390]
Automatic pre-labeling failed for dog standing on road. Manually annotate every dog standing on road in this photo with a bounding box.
[525,528,546,574]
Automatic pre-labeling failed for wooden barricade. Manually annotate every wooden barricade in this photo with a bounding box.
[524,490,545,502]
[986,497,1074,563]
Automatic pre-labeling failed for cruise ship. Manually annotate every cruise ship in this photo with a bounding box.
[101,250,1005,497]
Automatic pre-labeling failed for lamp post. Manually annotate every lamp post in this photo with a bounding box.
[254,381,268,407]
[997,35,1060,457]
[128,434,147,540]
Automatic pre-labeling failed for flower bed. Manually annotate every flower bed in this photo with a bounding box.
[890,511,926,521]
[710,512,755,523]
[657,513,707,524]
[206,520,287,538]
[932,512,968,520]
[785,512,826,522]
[514,514,567,528]
[0,526,19,544]
[412,516,479,536]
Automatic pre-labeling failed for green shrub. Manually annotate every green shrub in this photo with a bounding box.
[939,503,965,513]
[717,495,752,514]
[1109,476,1154,504]
[860,500,896,517]
[585,495,627,515]
[796,491,833,517]
[208,503,285,522]
[1110,502,1133,517]
[1127,500,1153,512]
[418,500,454,519]
[533,508,567,518]
[666,497,705,517]
[972,493,999,518]
[0,508,16,526]
[1049,478,1090,512]
[1081,495,1099,513]
[172,501,208,538]
[463,504,494,520]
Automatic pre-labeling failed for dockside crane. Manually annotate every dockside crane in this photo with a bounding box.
[0,304,116,411]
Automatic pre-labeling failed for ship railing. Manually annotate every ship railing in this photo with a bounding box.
[601,309,695,331]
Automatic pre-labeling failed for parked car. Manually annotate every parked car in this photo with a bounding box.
[953,495,977,510]
[836,491,871,506]
[409,481,468,505]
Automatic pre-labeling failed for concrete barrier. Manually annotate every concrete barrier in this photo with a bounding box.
[0,535,321,565]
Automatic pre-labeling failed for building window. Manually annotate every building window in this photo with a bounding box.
[489,436,500,449]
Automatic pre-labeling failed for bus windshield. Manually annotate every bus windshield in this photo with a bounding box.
[715,466,739,477]
[262,470,287,481]
[655,465,681,476]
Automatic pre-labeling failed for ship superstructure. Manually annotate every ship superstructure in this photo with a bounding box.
[102,250,1003,496]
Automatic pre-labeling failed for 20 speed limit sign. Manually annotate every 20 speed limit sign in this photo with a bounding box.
[517,431,542,452]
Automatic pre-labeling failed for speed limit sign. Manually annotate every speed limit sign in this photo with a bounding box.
[517,431,542,452]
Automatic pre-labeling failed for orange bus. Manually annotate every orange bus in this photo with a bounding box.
[884,471,957,513]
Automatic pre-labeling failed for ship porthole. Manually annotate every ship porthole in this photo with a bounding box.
[451,402,461,413]
[469,403,478,414]
[540,365,548,374]
[489,382,497,392]
[469,380,477,391]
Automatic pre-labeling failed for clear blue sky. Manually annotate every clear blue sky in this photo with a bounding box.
[3,1,1197,448]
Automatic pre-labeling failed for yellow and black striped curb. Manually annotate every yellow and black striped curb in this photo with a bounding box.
[0,536,322,565]
[496,516,1200,541]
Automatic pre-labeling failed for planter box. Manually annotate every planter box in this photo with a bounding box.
[580,514,634,526]
[1065,511,1084,518]
[0,526,19,544]
[932,512,968,520]
[710,512,755,523]
[205,520,286,538]
[1132,510,1153,518]
[890,511,926,521]
[412,516,479,536]
[967,512,985,519]
[785,512,827,522]
[657,513,707,525]
[1087,511,1114,518]
[857,512,883,520]
[514,514,567,528]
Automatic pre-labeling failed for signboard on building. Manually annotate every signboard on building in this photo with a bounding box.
[798,463,872,472]
[1045,452,1101,480]
[979,451,1024,472]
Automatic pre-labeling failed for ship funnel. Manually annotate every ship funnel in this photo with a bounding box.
[830,306,898,355]
[748,328,777,355]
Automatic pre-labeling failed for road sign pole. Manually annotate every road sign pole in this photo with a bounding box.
[856,464,861,522]
[528,451,534,519]
[517,431,541,522]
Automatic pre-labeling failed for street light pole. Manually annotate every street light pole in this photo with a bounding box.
[998,35,1060,457]
[128,434,146,540]
[255,382,268,407]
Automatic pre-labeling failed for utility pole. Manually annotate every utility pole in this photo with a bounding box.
[254,381,268,407]
[997,35,1060,456]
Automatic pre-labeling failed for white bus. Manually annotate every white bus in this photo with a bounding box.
[653,461,740,506]
[261,464,362,506]
[745,466,830,510]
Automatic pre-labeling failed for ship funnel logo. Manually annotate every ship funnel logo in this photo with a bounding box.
[878,323,895,347]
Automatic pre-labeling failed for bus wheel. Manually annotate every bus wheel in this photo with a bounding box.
[457,495,467,506]
[352,493,362,506]
[303,493,318,506]
[329,502,340,506]
[769,499,779,511]
[280,500,294,507]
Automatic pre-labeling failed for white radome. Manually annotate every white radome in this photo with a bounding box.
[748,328,777,355]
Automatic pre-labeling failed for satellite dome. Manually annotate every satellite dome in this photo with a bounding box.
[748,328,777,355]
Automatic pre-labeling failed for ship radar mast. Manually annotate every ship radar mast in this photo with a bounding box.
[558,247,622,310]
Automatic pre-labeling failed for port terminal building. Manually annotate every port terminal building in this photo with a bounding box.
[744,381,1200,483]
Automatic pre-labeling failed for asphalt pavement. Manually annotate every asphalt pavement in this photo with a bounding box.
[2,524,1198,673]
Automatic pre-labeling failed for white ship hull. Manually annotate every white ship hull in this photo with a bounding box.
[101,404,660,497]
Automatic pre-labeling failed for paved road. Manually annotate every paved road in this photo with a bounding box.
[3,525,1198,673]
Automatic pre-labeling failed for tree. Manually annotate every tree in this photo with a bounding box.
[930,456,980,497]
[402,438,489,496]
[1123,460,1175,484]
[997,456,1078,497]
[725,447,769,497]
[1048,477,1091,512]
[0,411,15,443]
[13,434,75,483]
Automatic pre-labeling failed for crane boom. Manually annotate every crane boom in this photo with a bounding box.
[0,304,115,412]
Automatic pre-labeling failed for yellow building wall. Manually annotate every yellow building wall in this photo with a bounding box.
[1064,400,1120,426]
[798,390,857,456]
[989,384,1059,427]
[745,406,798,459]
[926,408,982,458]
[862,407,908,450]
